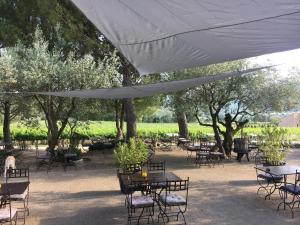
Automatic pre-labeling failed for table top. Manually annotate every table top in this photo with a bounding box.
[257,165,300,176]
[120,171,181,187]
[0,181,30,195]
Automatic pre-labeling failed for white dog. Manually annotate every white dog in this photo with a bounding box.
[4,156,16,178]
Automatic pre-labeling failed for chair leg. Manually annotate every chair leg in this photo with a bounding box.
[24,197,29,216]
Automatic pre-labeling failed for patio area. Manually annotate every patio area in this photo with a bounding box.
[14,147,300,225]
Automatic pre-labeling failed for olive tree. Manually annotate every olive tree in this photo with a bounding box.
[0,47,35,148]
[183,61,299,155]
[19,28,117,153]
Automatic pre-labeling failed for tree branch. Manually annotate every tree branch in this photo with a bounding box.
[57,98,76,138]
[194,113,213,128]
[217,115,226,127]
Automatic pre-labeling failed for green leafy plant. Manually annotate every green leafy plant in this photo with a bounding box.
[260,127,290,165]
[114,138,148,169]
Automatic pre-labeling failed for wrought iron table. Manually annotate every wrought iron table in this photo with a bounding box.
[0,181,30,195]
[256,165,300,211]
[119,171,181,193]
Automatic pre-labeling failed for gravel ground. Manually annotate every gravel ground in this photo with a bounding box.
[11,146,300,225]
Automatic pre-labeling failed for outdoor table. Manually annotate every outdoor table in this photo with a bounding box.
[177,138,191,148]
[195,152,210,166]
[195,151,224,167]
[119,171,181,193]
[186,145,201,160]
[257,165,300,209]
[257,165,300,177]
[0,181,30,195]
[209,152,224,166]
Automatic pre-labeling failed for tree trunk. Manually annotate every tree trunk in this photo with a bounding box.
[177,111,189,138]
[124,98,137,140]
[35,96,76,155]
[47,115,59,155]
[120,103,125,135]
[223,114,234,156]
[48,129,59,153]
[122,68,137,140]
[211,115,226,156]
[115,101,124,140]
[3,101,13,150]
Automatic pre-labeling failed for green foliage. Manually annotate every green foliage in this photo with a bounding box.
[260,127,290,165]
[1,120,300,141]
[0,0,112,60]
[114,138,148,169]
[6,27,119,150]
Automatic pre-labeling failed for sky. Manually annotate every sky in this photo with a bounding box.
[249,48,300,77]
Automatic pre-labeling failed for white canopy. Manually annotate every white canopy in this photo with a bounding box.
[36,67,268,99]
[71,0,300,75]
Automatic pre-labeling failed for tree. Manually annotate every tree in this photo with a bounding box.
[186,61,299,155]
[0,47,35,149]
[0,0,112,59]
[0,0,145,142]
[164,72,196,139]
[18,28,117,153]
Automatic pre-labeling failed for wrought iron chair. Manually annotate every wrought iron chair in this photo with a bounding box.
[195,151,211,167]
[36,147,53,173]
[147,161,165,172]
[255,156,283,199]
[278,171,300,218]
[146,161,167,198]
[0,193,18,225]
[157,178,189,225]
[125,181,155,225]
[123,163,143,174]
[5,168,30,220]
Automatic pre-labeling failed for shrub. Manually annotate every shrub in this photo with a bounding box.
[114,138,148,169]
[260,127,290,165]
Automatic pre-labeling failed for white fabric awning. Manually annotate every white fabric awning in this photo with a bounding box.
[71,0,300,75]
[35,67,269,99]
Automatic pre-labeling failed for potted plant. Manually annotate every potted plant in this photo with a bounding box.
[260,127,290,166]
[114,138,149,193]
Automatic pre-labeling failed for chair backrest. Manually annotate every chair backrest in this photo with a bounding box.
[129,180,150,193]
[294,170,300,187]
[166,178,189,192]
[126,180,152,205]
[123,163,143,174]
[6,168,29,183]
[163,178,189,202]
[147,161,165,172]
[255,155,268,166]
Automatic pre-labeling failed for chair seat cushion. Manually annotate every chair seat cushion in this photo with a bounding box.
[159,193,186,206]
[257,173,283,182]
[10,189,28,200]
[0,208,17,220]
[280,185,300,195]
[130,196,153,208]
